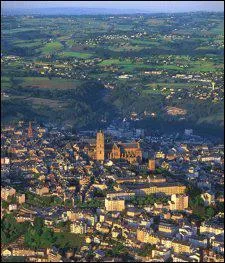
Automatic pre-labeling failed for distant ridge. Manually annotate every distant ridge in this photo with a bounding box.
[1,7,149,16]
[2,6,224,16]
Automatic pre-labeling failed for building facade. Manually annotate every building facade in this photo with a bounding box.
[105,198,125,212]
[94,131,142,163]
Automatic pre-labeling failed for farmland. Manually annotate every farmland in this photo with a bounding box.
[1,12,224,134]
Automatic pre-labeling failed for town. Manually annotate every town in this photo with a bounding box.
[1,121,224,262]
[1,4,224,262]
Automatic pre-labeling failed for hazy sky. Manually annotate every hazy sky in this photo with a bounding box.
[2,1,224,12]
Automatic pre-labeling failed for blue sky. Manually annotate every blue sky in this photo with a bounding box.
[2,1,224,12]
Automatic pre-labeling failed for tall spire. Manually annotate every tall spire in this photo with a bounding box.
[96,131,105,161]
[28,121,33,138]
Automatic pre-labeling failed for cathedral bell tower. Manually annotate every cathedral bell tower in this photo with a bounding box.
[28,121,33,138]
[96,131,105,162]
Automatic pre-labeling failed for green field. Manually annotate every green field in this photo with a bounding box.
[99,58,187,72]
[42,41,64,54]
[1,76,12,90]
[59,51,93,58]
[99,59,150,71]
[108,44,143,52]
[26,97,68,110]
[130,39,158,46]
[143,82,198,95]
[209,21,224,34]
[1,13,224,134]
[17,77,80,89]
[14,40,43,48]
[189,61,221,72]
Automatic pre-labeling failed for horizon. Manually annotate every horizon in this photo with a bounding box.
[2,1,225,14]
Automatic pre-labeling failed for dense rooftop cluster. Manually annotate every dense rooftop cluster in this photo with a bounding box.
[1,121,224,262]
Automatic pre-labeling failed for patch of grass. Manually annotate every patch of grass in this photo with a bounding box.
[25,97,68,110]
[2,256,25,262]
[209,21,224,34]
[189,61,220,72]
[130,39,158,46]
[99,59,121,66]
[156,65,185,71]
[59,51,93,58]
[1,76,12,90]
[17,77,80,89]
[99,59,150,71]
[14,40,43,48]
[2,28,38,34]
[108,44,142,52]
[42,41,63,54]
[146,18,166,26]
[54,232,84,249]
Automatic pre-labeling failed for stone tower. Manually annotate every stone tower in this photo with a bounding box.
[148,159,156,172]
[96,131,105,161]
[28,121,33,138]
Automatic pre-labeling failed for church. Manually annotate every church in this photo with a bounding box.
[89,131,142,164]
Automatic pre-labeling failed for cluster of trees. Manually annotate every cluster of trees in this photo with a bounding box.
[108,84,164,117]
[25,217,56,249]
[92,188,106,198]
[1,195,18,209]
[105,241,127,257]
[189,195,215,220]
[1,214,29,244]
[107,179,116,191]
[187,185,216,221]
[26,192,64,208]
[75,198,104,209]
[2,80,116,129]
[2,214,84,251]
[137,244,156,257]
[24,217,83,250]
[129,194,169,207]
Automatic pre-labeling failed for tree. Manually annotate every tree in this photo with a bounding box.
[34,217,44,235]
[2,200,8,209]
[40,228,56,248]
[138,244,156,257]
[1,214,29,244]
[204,206,215,219]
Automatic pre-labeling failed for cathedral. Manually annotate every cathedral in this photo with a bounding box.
[28,121,33,138]
[87,131,142,164]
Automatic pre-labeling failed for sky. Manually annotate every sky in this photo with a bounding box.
[2,1,224,13]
